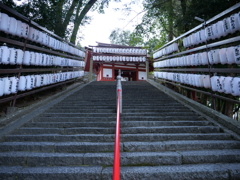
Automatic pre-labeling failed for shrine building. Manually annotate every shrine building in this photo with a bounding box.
[84,42,149,81]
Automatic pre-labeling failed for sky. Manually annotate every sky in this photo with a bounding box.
[79,0,144,47]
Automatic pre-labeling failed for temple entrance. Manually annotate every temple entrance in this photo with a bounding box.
[114,70,137,81]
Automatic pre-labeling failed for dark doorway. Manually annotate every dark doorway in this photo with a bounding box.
[114,70,137,81]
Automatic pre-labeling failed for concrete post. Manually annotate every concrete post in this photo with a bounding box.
[116,70,122,113]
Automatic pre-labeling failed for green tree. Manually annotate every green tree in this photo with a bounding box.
[4,0,118,44]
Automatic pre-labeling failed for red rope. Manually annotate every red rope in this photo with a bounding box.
[112,89,121,180]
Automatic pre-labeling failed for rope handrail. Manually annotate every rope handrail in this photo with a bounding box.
[113,70,122,180]
[113,89,121,180]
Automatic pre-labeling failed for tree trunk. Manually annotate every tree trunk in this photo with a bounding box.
[70,0,98,44]
[224,97,234,118]
[180,0,188,32]
[54,0,65,37]
[167,0,174,41]
[54,0,80,38]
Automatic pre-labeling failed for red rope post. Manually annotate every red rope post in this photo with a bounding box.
[112,89,121,180]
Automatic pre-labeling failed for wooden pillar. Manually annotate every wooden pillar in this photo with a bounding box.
[146,59,149,80]
[88,58,93,82]
[112,64,115,81]
[136,64,139,81]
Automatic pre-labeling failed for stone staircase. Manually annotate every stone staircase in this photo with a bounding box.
[0,81,240,179]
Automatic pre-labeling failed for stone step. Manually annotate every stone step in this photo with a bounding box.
[12,125,221,135]
[1,164,239,180]
[45,108,192,113]
[122,115,206,121]
[52,104,188,109]
[23,121,212,128]
[123,140,240,152]
[50,106,116,109]
[1,140,238,153]
[0,166,102,180]
[0,142,117,153]
[0,151,180,166]
[102,163,240,180]
[121,112,198,116]
[33,117,116,122]
[122,109,194,113]
[39,112,116,117]
[45,109,116,113]
[1,140,239,153]
[38,112,200,118]
[4,133,232,142]
[33,116,206,122]
[2,149,240,167]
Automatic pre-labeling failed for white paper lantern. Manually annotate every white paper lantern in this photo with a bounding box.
[34,29,40,43]
[9,17,18,36]
[205,26,213,40]
[201,52,208,65]
[22,22,29,38]
[0,13,10,33]
[0,78,4,96]
[234,46,240,64]
[16,49,24,65]
[25,75,32,90]
[229,13,240,33]
[37,31,43,44]
[217,76,225,93]
[3,77,11,95]
[223,76,233,94]
[194,75,200,87]
[226,46,235,64]
[0,46,10,64]
[28,27,36,41]
[18,76,26,91]
[203,75,211,88]
[35,53,40,65]
[223,18,231,36]
[30,52,36,65]
[211,76,219,92]
[9,48,17,65]
[200,29,206,43]
[212,23,218,39]
[16,20,23,37]
[208,51,214,65]
[35,75,41,87]
[217,20,225,38]
[219,48,228,64]
[30,75,35,88]
[10,77,18,94]
[231,77,240,96]
[23,51,31,65]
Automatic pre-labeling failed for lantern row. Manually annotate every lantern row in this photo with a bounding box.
[153,43,179,59]
[154,72,240,96]
[183,12,240,48]
[0,12,85,57]
[154,45,240,68]
[93,55,146,62]
[93,47,147,55]
[0,45,85,67]
[0,71,84,97]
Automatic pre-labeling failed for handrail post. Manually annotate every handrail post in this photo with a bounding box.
[116,70,122,114]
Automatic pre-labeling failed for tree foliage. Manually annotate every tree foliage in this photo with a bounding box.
[4,0,117,44]
[111,0,240,53]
